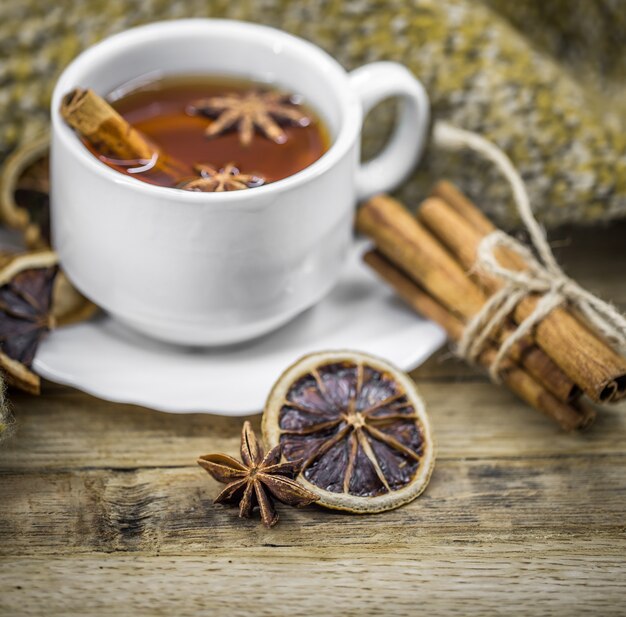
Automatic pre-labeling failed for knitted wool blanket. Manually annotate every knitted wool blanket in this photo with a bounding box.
[0,0,624,228]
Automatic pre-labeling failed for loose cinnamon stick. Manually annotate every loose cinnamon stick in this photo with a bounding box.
[418,189,626,403]
[364,250,594,430]
[356,195,578,402]
[60,88,191,183]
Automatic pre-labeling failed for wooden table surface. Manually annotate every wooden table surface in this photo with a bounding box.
[1,222,625,616]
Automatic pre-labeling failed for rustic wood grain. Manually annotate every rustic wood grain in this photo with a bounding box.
[1,455,625,556]
[1,547,625,617]
[0,223,625,616]
[1,381,624,471]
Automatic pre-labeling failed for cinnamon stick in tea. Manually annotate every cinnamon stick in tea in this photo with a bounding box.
[60,88,191,183]
[356,195,578,402]
[364,250,594,430]
[418,188,626,403]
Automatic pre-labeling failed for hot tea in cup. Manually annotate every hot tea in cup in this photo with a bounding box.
[76,75,330,190]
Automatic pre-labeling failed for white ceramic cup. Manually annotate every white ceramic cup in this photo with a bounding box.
[51,19,430,346]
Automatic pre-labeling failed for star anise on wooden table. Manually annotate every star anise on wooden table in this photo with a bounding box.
[180,163,265,192]
[188,90,312,146]
[198,421,319,528]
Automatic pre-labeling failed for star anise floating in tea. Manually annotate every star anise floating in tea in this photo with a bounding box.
[188,90,312,146]
[0,251,97,394]
[60,78,328,190]
[263,351,435,514]
[180,163,265,193]
[198,421,319,527]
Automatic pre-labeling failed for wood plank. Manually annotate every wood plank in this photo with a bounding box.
[411,348,484,380]
[1,547,625,617]
[1,455,624,556]
[1,382,624,472]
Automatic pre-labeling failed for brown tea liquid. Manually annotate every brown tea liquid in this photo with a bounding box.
[97,74,330,188]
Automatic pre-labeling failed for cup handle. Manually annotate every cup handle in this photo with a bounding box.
[349,62,430,201]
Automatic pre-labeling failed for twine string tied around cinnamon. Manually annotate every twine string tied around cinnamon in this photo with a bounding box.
[433,121,626,382]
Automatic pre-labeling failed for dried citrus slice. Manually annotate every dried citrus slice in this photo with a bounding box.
[0,251,97,394]
[263,351,435,513]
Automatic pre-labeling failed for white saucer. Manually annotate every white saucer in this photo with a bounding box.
[33,243,446,415]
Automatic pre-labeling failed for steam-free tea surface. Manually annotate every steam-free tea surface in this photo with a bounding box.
[97,75,330,187]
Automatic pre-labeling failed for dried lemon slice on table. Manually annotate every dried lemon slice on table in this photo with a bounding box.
[263,351,435,513]
[0,251,97,394]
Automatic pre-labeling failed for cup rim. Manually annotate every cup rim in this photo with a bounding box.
[51,18,362,205]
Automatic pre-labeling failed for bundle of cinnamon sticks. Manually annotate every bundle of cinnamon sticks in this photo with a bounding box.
[356,182,626,430]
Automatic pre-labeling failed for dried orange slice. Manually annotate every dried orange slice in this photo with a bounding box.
[263,351,435,513]
[0,251,97,394]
